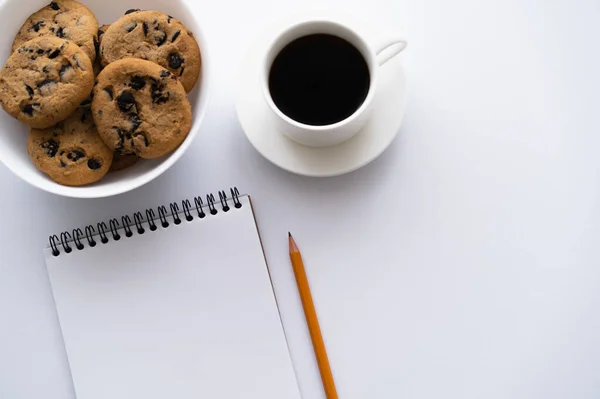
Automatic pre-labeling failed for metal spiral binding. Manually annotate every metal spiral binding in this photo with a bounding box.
[48,187,242,257]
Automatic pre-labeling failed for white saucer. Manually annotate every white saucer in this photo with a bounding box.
[235,11,408,177]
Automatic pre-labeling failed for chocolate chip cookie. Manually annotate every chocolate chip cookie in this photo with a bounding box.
[93,24,110,76]
[91,58,192,159]
[12,0,99,62]
[28,108,113,186]
[0,36,94,129]
[100,10,201,92]
[110,152,138,172]
[97,24,110,45]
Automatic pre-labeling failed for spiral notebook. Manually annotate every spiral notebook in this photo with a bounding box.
[44,188,301,399]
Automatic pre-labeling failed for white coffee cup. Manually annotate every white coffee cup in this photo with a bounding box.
[262,19,406,147]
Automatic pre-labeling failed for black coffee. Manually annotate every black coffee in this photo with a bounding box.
[268,34,370,126]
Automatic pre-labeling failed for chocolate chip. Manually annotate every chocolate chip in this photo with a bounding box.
[168,53,183,69]
[160,70,170,78]
[98,110,103,115]
[129,112,141,131]
[124,23,137,33]
[171,30,180,42]
[48,49,60,59]
[167,15,173,23]
[22,103,39,116]
[114,126,124,139]
[60,161,66,167]
[25,85,34,99]
[56,27,64,38]
[32,21,45,32]
[98,28,105,37]
[37,79,58,96]
[72,54,84,70]
[87,158,102,169]
[49,1,59,10]
[59,64,72,80]
[143,22,149,36]
[130,76,146,90]
[155,31,167,46]
[67,150,85,161]
[36,49,44,55]
[113,126,126,153]
[37,79,56,89]
[154,92,169,104]
[79,95,92,107]
[179,67,185,77]
[103,87,113,100]
[150,80,169,104]
[153,19,158,25]
[41,139,59,157]
[117,91,135,112]
[125,8,140,14]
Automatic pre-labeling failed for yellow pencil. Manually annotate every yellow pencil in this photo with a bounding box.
[288,232,338,399]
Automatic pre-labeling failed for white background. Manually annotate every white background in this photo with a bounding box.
[1,0,600,398]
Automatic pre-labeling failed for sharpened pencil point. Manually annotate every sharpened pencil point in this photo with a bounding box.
[288,233,299,253]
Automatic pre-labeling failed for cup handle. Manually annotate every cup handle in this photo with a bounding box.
[374,38,407,66]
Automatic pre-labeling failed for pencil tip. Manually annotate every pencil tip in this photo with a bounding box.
[288,232,299,253]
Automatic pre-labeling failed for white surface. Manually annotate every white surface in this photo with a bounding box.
[1,0,600,398]
[236,11,407,174]
[0,0,210,198]
[45,196,301,399]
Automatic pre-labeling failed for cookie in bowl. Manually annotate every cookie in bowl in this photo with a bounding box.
[109,152,138,172]
[12,0,99,62]
[0,36,94,128]
[92,58,191,159]
[28,108,113,186]
[100,10,200,92]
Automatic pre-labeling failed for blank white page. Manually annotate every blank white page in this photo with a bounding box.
[45,196,301,399]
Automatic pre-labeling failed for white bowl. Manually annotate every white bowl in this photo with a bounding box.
[0,0,210,198]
